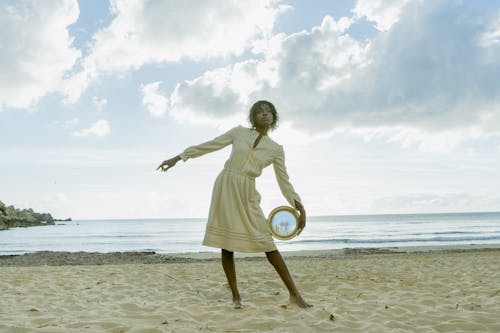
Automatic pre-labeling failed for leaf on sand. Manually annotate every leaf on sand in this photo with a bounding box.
[320,306,335,321]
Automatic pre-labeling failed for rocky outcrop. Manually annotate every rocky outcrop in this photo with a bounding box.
[0,200,55,230]
[0,201,6,230]
[54,217,72,222]
[0,201,5,214]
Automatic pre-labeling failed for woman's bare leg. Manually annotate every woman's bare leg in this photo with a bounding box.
[221,249,244,308]
[265,250,312,308]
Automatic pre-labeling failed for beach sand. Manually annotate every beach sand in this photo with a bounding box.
[1,246,500,332]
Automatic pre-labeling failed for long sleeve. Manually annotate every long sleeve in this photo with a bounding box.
[273,145,302,206]
[179,126,238,162]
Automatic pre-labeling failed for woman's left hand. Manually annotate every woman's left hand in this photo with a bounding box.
[294,199,306,235]
[157,155,181,173]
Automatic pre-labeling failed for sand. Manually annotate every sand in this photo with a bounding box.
[1,246,500,332]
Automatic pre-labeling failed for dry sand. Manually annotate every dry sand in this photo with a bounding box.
[1,246,500,332]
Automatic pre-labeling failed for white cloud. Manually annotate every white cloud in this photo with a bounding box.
[49,117,79,129]
[336,125,488,153]
[140,81,168,117]
[353,0,414,31]
[62,0,286,103]
[165,1,500,151]
[73,119,111,137]
[481,10,500,48]
[0,0,81,109]
[65,118,80,127]
[373,193,500,213]
[92,96,108,111]
[168,15,364,122]
[168,59,276,124]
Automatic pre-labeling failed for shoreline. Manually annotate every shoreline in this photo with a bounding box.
[2,243,500,267]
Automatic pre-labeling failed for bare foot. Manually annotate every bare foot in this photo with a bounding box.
[289,294,313,308]
[232,298,245,309]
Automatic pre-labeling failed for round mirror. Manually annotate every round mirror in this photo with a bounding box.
[267,206,300,240]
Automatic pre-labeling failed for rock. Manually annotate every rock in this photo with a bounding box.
[0,201,55,231]
[0,200,6,215]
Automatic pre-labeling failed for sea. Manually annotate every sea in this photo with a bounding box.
[1,212,500,255]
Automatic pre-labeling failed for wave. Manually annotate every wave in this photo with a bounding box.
[407,231,487,236]
[287,234,500,245]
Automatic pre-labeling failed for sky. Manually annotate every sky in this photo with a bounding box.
[1,0,500,220]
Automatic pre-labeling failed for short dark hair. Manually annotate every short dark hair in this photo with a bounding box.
[248,100,279,130]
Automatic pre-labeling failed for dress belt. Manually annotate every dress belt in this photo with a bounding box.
[221,168,256,179]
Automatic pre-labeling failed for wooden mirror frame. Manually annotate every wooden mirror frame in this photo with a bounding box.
[267,206,300,240]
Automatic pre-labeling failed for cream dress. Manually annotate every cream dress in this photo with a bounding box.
[179,125,302,253]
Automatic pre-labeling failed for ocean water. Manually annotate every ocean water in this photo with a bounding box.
[1,212,500,255]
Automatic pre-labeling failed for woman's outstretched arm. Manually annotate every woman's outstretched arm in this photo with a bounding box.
[157,125,239,173]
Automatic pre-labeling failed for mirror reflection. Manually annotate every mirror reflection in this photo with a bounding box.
[268,206,300,240]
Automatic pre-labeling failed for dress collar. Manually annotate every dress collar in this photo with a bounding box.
[250,127,269,136]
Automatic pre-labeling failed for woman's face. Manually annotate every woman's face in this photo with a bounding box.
[254,103,273,128]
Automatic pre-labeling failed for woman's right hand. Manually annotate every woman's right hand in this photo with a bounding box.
[157,156,181,173]
[294,199,306,236]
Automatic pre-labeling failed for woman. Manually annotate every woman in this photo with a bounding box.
[157,100,312,309]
